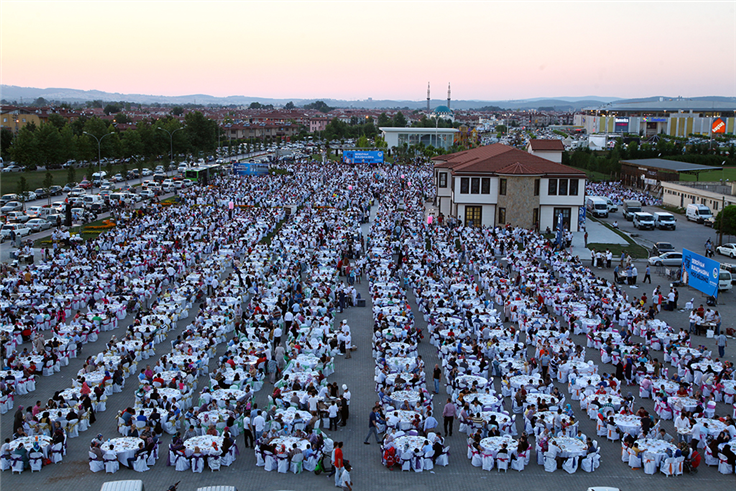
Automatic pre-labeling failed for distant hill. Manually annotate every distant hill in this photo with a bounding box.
[0,85,731,111]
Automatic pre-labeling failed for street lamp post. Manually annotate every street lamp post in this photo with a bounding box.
[158,126,185,169]
[83,131,115,183]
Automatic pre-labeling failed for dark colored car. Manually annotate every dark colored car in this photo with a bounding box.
[651,241,676,257]
[34,188,48,200]
[48,186,63,196]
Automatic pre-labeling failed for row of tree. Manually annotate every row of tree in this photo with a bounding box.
[5,112,218,169]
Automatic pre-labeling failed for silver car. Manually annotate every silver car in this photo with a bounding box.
[26,218,52,232]
[648,252,683,267]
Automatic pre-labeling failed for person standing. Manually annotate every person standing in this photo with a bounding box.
[442,398,456,437]
[716,332,727,358]
[433,364,441,394]
[331,441,344,487]
[242,413,254,448]
[340,462,352,491]
[644,265,651,284]
[363,407,381,444]
[584,231,588,247]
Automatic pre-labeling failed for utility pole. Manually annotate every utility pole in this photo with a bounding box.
[719,195,725,246]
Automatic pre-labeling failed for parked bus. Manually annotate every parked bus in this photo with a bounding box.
[184,164,222,184]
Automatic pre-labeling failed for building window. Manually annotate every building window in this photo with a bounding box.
[499,178,507,195]
[548,179,557,196]
[438,173,447,188]
[498,207,506,225]
[460,177,469,194]
[559,179,568,196]
[465,206,482,227]
[471,178,480,194]
[534,179,540,196]
[532,207,539,228]
[569,179,579,196]
[481,178,490,194]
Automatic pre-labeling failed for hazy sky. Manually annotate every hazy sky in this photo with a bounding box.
[2,1,735,100]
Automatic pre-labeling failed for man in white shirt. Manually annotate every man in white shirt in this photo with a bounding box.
[340,463,352,491]
[252,411,266,441]
[328,402,339,431]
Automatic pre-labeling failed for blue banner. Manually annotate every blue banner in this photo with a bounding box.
[233,163,269,176]
[343,150,384,164]
[682,249,720,298]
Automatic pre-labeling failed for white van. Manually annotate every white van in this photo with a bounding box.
[719,270,733,291]
[604,198,618,213]
[653,212,676,230]
[633,212,655,230]
[686,203,713,223]
[100,480,144,491]
[586,196,609,218]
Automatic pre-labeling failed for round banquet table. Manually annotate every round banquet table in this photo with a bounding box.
[454,374,489,390]
[184,435,225,456]
[524,393,560,408]
[101,437,144,466]
[210,388,249,405]
[635,438,677,466]
[9,435,53,458]
[510,375,542,389]
[549,436,587,457]
[612,414,641,435]
[694,418,728,436]
[275,407,313,426]
[269,436,310,453]
[535,411,575,430]
[393,435,427,452]
[650,379,679,397]
[464,392,501,410]
[390,390,422,406]
[479,436,518,457]
[197,409,233,426]
[667,396,697,413]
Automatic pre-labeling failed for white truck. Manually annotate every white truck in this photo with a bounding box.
[586,196,609,218]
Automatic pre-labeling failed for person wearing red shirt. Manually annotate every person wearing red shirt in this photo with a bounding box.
[332,441,344,487]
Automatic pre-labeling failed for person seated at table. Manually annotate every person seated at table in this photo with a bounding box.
[126,441,148,468]
[676,384,689,397]
[205,424,218,437]
[654,428,674,443]
[90,440,104,460]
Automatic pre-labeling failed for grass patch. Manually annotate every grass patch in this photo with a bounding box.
[589,217,649,259]
[679,168,736,182]
[569,166,612,182]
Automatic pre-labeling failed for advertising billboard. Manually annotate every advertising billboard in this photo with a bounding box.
[343,150,384,164]
[712,118,726,134]
[682,249,720,298]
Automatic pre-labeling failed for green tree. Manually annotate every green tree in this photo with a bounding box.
[113,113,131,124]
[304,101,332,113]
[392,112,407,128]
[284,102,295,110]
[17,176,28,198]
[714,205,736,236]
[43,171,54,191]
[171,106,184,116]
[0,128,13,155]
[67,166,76,184]
[31,97,48,107]
[35,123,64,167]
[103,103,121,115]
[47,113,67,130]
[121,130,143,158]
[356,135,370,148]
[10,126,42,168]
[59,125,76,162]
[377,113,392,127]
[183,111,217,155]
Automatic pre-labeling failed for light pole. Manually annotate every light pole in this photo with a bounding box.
[83,131,115,182]
[158,126,185,170]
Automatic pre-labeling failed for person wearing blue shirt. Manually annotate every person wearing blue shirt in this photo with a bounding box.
[363,407,381,444]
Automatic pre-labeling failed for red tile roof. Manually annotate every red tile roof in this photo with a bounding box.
[528,139,565,151]
[433,143,584,176]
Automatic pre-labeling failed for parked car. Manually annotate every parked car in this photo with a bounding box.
[1,201,24,213]
[79,180,93,189]
[141,168,153,176]
[21,191,37,202]
[651,242,676,256]
[34,188,49,200]
[68,188,86,198]
[5,211,30,223]
[0,223,32,240]
[0,194,19,205]
[716,243,736,258]
[62,183,77,193]
[112,174,124,182]
[2,164,25,172]
[648,251,683,267]
[139,189,155,200]
[26,218,52,232]
[704,216,716,227]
